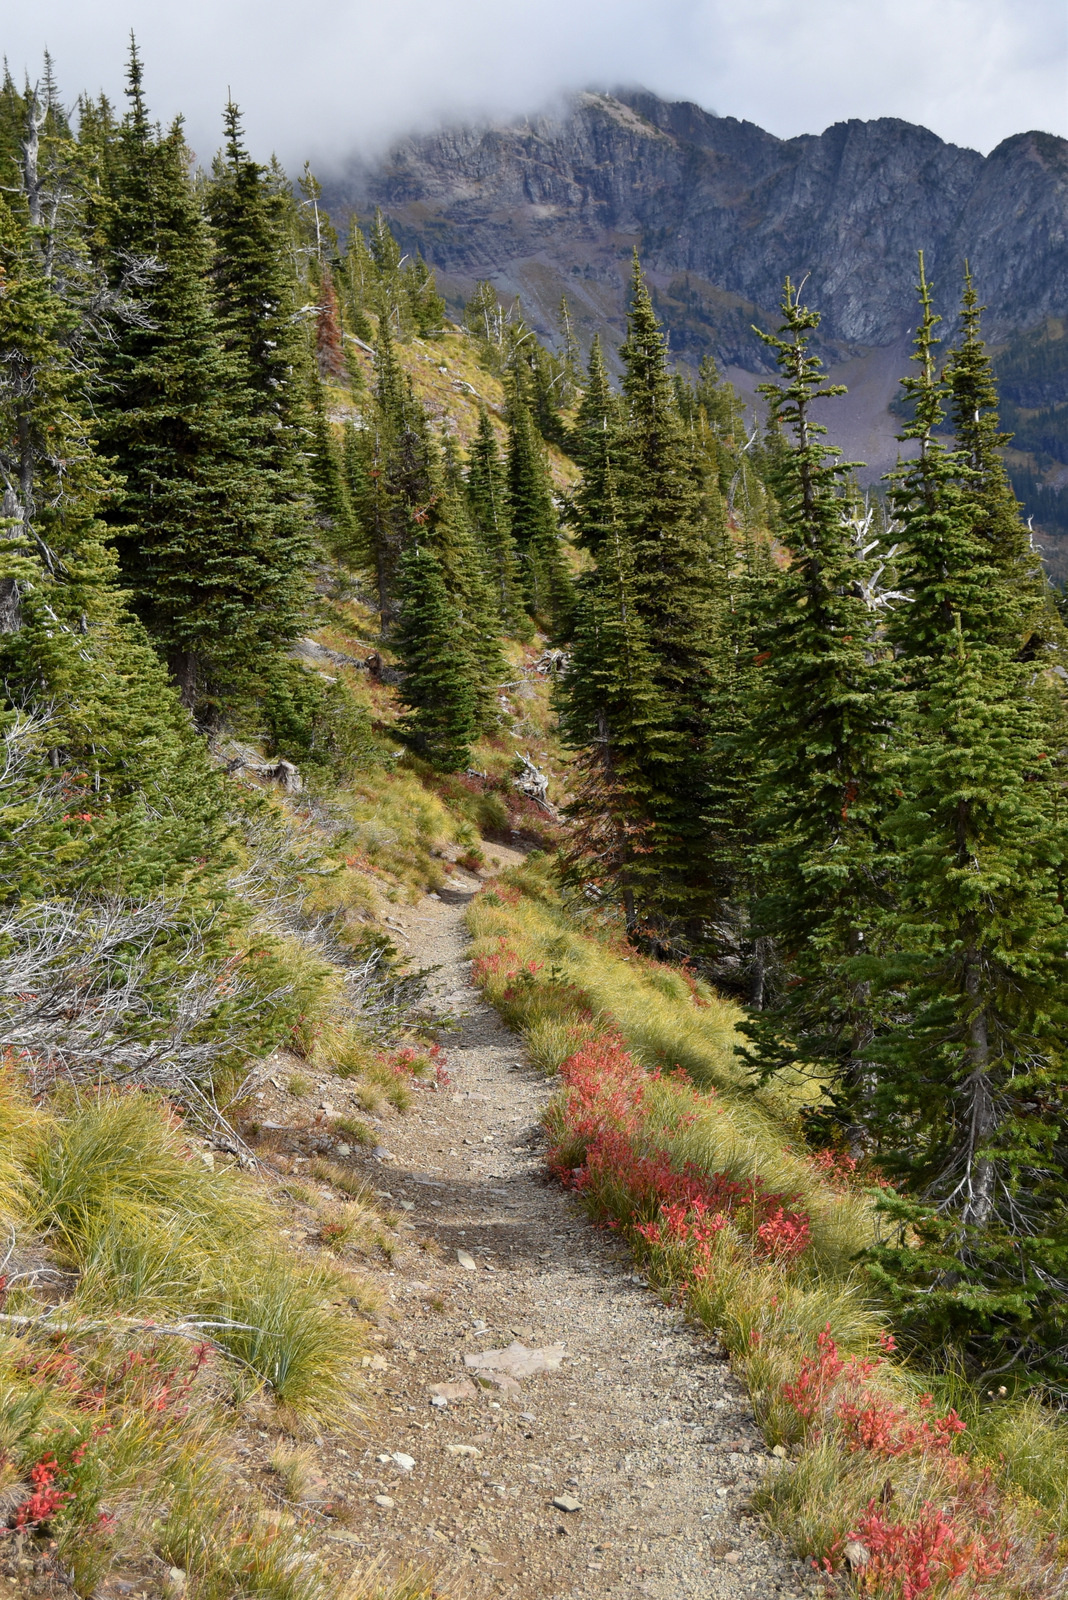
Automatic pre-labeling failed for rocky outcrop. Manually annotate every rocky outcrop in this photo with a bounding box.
[324,90,1067,367]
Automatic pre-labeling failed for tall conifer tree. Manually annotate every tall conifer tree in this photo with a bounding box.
[207,101,314,588]
[467,406,524,632]
[431,437,506,730]
[558,449,667,930]
[96,47,306,712]
[615,256,723,942]
[567,335,620,557]
[394,544,475,772]
[0,189,225,900]
[505,376,573,634]
[863,262,1068,1374]
[742,281,894,1099]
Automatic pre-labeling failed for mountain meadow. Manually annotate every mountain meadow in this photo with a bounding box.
[1,43,1068,1600]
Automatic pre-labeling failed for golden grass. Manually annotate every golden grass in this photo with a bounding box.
[336,762,473,899]
[268,1439,317,1501]
[38,1114,360,1416]
[337,1558,444,1600]
[0,1071,382,1594]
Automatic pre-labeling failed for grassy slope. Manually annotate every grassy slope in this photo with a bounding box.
[340,326,579,493]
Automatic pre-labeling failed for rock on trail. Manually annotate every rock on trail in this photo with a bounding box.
[348,847,809,1598]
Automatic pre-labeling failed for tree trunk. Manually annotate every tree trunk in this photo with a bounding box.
[748,935,768,1010]
[960,953,996,1226]
[0,578,21,634]
[170,649,199,711]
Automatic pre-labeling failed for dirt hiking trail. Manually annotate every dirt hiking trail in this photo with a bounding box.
[331,850,815,1599]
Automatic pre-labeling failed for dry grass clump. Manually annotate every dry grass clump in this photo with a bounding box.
[315,1017,376,1078]
[308,1157,376,1202]
[312,1018,418,1110]
[332,1114,377,1146]
[314,1018,439,1112]
[338,1559,444,1600]
[27,1092,362,1416]
[268,1440,318,1501]
[0,1070,374,1595]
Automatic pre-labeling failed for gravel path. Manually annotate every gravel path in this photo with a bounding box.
[343,855,810,1599]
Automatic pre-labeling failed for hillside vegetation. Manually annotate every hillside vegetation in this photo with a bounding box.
[2,39,1068,1600]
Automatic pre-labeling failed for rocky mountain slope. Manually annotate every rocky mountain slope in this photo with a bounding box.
[324,89,1068,520]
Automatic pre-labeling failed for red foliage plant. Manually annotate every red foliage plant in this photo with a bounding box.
[848,1500,1008,1599]
[8,1455,71,1529]
[545,1032,812,1270]
[378,1041,451,1087]
[782,1326,965,1460]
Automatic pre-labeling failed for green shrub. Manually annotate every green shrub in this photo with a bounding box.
[262,659,373,778]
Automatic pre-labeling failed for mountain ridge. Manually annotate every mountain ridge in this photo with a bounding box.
[323,88,1066,351]
[322,87,1068,549]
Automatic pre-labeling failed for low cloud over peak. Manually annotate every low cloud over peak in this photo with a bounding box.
[6,0,1065,172]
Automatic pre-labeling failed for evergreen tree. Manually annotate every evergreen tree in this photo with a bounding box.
[558,452,668,931]
[206,101,315,589]
[0,190,226,903]
[741,279,894,1104]
[342,220,377,339]
[402,252,446,338]
[464,279,505,351]
[306,371,359,555]
[375,311,435,623]
[394,544,476,772]
[96,47,307,713]
[945,267,1063,654]
[615,255,724,943]
[862,262,1068,1377]
[466,406,524,631]
[349,308,447,627]
[369,206,401,278]
[208,104,306,437]
[566,336,621,556]
[431,437,506,730]
[505,376,573,634]
[524,339,568,447]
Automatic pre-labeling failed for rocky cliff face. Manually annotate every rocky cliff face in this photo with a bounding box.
[325,90,1067,359]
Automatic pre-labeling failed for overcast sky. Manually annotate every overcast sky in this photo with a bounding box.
[5,0,1065,171]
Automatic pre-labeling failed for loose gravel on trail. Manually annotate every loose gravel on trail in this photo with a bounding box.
[320,852,813,1599]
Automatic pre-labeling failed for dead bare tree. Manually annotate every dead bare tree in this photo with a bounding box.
[0,897,281,1084]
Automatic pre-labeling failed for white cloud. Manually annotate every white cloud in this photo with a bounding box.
[4,0,1064,170]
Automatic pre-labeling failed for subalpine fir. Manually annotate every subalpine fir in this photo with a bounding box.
[557,447,669,931]
[505,372,573,635]
[356,310,437,627]
[614,257,725,944]
[206,102,316,578]
[394,544,476,773]
[0,189,226,904]
[741,280,894,1104]
[566,336,621,557]
[431,437,507,731]
[467,406,524,633]
[863,262,1068,1378]
[95,48,307,714]
[306,369,359,557]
